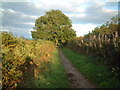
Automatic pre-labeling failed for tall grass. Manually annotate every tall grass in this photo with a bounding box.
[67,31,120,66]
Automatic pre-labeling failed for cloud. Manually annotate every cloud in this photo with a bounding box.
[70,2,118,24]
[1,0,27,2]
[2,1,117,25]
[72,23,97,37]
[2,2,45,16]
[107,0,119,2]
[2,8,37,28]
[29,0,86,15]
[1,1,118,39]
[23,22,34,26]
[1,26,32,38]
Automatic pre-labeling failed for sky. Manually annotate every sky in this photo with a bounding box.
[0,0,119,39]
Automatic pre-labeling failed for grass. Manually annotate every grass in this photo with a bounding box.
[62,47,120,88]
[27,48,70,88]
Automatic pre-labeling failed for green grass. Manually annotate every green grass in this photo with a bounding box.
[29,48,70,88]
[62,47,120,88]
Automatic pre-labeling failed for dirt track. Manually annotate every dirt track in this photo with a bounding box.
[59,48,96,88]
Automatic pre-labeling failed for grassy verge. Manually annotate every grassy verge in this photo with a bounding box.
[62,47,120,88]
[28,48,70,88]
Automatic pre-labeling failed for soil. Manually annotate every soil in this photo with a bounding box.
[59,48,96,88]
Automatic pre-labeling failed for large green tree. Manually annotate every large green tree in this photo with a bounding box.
[31,10,76,45]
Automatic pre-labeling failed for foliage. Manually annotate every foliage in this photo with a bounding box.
[2,32,69,88]
[31,49,69,88]
[84,15,119,38]
[66,16,120,81]
[2,32,18,46]
[31,10,76,46]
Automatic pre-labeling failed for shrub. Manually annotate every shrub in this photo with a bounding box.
[1,32,55,88]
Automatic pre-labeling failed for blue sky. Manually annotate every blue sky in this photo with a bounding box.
[0,0,119,39]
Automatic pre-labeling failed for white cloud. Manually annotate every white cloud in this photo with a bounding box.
[1,1,118,39]
[23,22,34,25]
[0,26,32,38]
[107,0,119,2]
[1,0,27,2]
[0,8,5,12]
[2,8,38,28]
[103,9,118,14]
[65,13,86,18]
[8,9,16,13]
[72,24,97,37]
[30,15,39,19]
[1,8,17,15]
[0,26,9,32]
[30,0,86,14]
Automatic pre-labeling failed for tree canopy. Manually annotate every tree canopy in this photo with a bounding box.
[31,10,76,45]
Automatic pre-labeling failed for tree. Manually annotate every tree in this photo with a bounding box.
[84,15,119,38]
[31,10,76,45]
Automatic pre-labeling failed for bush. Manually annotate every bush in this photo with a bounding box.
[1,32,56,88]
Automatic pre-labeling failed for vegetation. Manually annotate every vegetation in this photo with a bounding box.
[65,16,120,87]
[31,10,76,46]
[62,47,120,88]
[29,49,70,88]
[67,30,120,67]
[67,16,120,66]
[1,8,120,88]
[1,32,69,88]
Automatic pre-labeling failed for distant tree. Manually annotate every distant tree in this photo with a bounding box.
[84,15,119,38]
[31,10,76,45]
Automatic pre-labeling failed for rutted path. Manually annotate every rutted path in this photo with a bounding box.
[59,48,96,88]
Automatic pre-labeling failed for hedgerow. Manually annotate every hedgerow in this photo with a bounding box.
[1,32,55,88]
[66,17,120,81]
